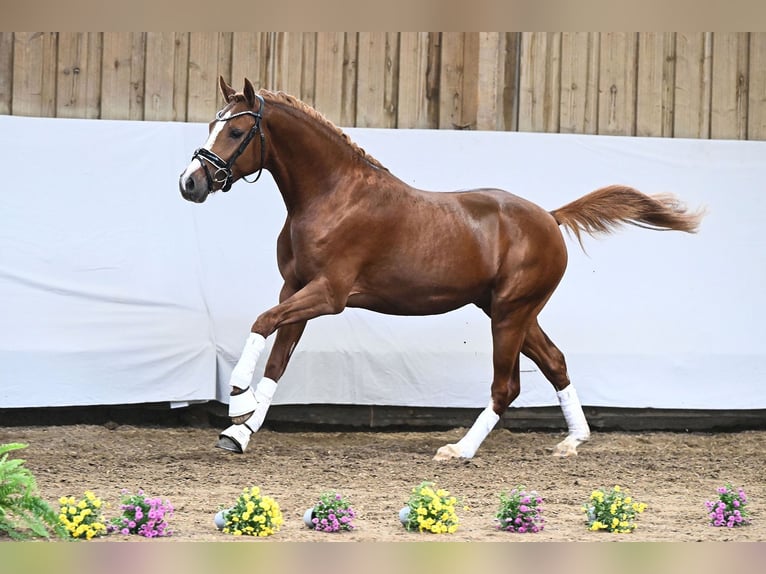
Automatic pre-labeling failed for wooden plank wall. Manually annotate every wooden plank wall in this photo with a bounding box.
[2,32,766,140]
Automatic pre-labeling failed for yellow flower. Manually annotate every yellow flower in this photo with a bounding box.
[614,485,621,492]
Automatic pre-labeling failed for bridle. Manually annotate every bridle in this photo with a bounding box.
[192,94,266,192]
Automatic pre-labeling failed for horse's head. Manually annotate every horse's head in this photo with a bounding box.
[179,77,266,203]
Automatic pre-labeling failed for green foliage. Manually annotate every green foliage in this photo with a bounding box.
[0,443,65,540]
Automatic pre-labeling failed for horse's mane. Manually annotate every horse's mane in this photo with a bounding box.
[253,89,390,172]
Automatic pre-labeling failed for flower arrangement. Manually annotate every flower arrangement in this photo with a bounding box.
[221,486,284,537]
[305,491,356,532]
[401,481,459,534]
[58,491,107,540]
[108,489,173,538]
[705,484,749,527]
[583,485,647,533]
[495,487,545,533]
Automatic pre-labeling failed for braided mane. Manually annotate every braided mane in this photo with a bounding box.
[249,89,389,172]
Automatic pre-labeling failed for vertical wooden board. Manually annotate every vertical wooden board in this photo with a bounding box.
[518,32,561,133]
[340,32,358,127]
[597,32,638,136]
[273,32,305,96]
[101,32,130,120]
[517,31,538,132]
[101,32,146,121]
[173,33,190,122]
[476,33,505,131]
[748,33,766,140]
[636,32,675,137]
[145,32,186,122]
[439,32,466,129]
[559,32,599,134]
[356,32,397,128]
[459,32,480,130]
[397,32,437,129]
[710,32,749,140]
[217,32,233,90]
[313,33,345,124]
[299,33,317,105]
[502,32,521,132]
[383,31,399,128]
[0,33,13,115]
[232,33,268,89]
[12,32,58,117]
[56,32,102,119]
[674,32,712,139]
[187,33,222,122]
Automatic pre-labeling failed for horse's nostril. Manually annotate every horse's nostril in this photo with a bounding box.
[185,177,195,192]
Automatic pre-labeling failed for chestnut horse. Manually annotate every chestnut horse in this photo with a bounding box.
[179,77,703,460]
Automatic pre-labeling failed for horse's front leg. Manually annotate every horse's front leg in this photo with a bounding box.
[217,277,345,453]
[217,321,307,453]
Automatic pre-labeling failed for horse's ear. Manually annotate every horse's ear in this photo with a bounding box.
[243,78,257,109]
[219,76,236,103]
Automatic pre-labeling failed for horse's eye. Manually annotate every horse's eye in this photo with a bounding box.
[229,128,244,139]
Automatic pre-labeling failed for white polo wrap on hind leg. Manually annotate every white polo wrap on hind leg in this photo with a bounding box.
[557,384,590,441]
[454,401,500,459]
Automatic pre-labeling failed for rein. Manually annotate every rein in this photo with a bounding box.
[192,94,266,192]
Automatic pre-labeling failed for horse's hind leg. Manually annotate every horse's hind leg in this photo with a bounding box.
[434,301,533,461]
[522,320,590,457]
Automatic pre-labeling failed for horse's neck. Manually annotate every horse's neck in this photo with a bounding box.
[265,106,374,213]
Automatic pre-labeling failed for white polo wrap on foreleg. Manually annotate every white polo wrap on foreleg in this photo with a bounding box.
[219,377,279,453]
[229,333,266,389]
[454,401,500,459]
[557,384,590,441]
[228,333,267,418]
[244,377,278,432]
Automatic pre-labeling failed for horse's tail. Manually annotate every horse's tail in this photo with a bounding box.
[550,184,705,248]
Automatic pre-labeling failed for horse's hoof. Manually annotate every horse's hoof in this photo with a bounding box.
[216,435,244,453]
[433,443,462,461]
[552,445,578,457]
[552,437,584,457]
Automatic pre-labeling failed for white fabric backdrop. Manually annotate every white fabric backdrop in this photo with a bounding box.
[1,115,764,410]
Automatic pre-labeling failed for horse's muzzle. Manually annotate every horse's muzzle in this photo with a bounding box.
[179,170,209,203]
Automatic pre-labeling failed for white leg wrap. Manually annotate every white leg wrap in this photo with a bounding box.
[557,384,590,441]
[229,387,258,419]
[229,333,267,390]
[454,402,501,459]
[246,377,277,431]
[219,378,278,452]
[219,424,253,452]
